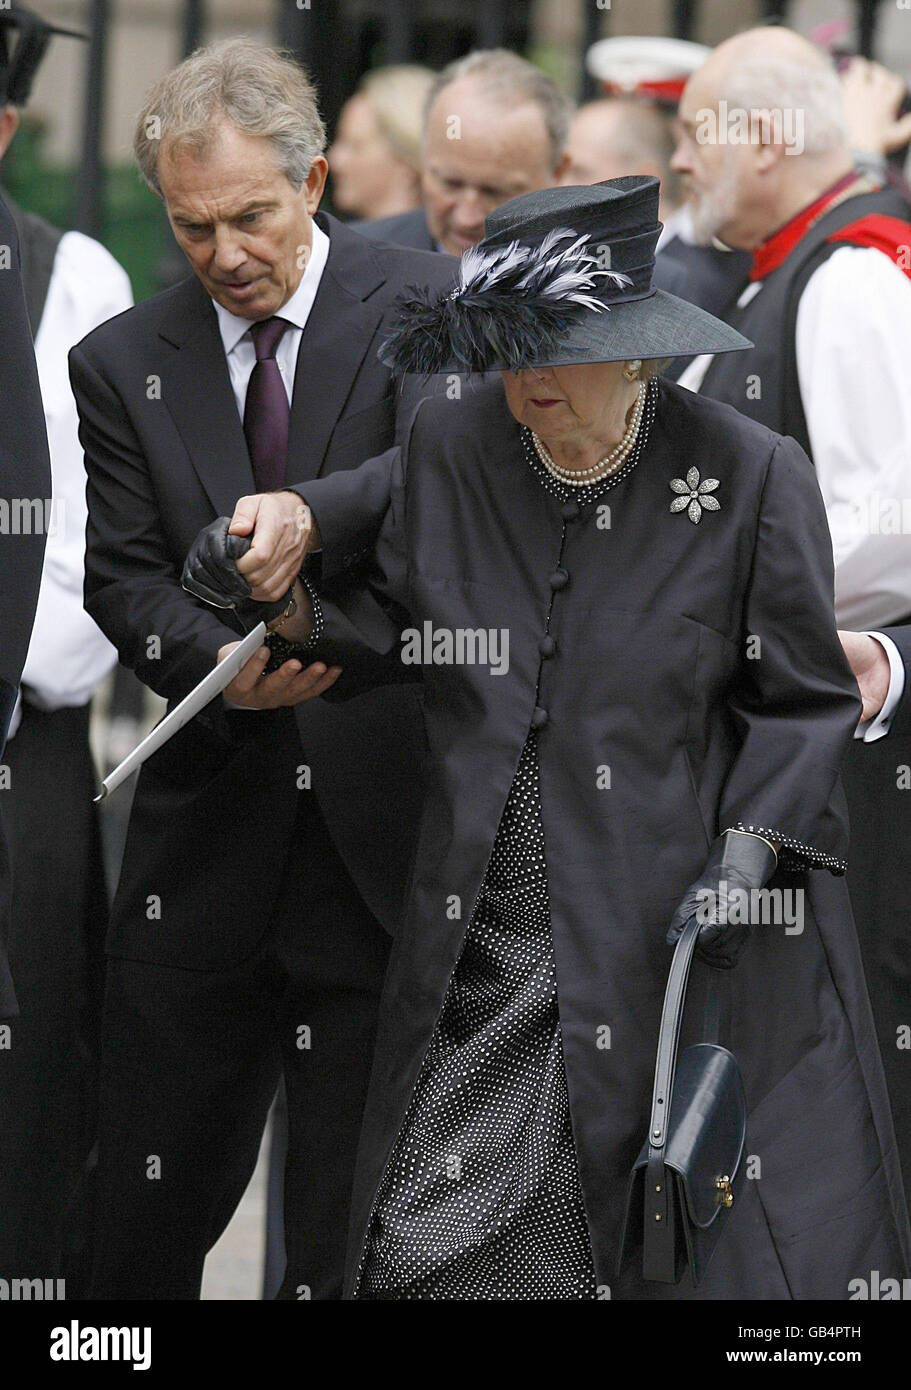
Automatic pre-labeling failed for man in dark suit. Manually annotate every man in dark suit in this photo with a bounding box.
[0,6,131,1294]
[0,189,50,1017]
[356,49,698,306]
[69,37,455,1300]
[356,49,571,257]
[842,629,911,736]
[359,203,434,251]
[840,625,911,1188]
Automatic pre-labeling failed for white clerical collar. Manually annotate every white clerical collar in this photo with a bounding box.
[212,218,330,355]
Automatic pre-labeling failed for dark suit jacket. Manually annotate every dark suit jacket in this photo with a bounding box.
[0,193,51,1015]
[659,234,752,320]
[70,211,456,969]
[356,207,436,251]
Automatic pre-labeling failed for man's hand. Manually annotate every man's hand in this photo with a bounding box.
[841,57,911,156]
[217,640,340,709]
[228,491,320,602]
[839,630,891,722]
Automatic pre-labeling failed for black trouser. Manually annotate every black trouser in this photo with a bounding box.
[89,793,390,1300]
[842,732,911,1193]
[0,702,107,1289]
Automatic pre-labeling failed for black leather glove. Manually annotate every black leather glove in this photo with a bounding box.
[666,830,778,969]
[182,516,293,629]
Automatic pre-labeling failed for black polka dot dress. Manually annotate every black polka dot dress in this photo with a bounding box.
[358,733,597,1300]
[356,389,656,1300]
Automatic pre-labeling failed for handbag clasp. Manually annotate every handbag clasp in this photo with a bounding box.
[714,1175,734,1208]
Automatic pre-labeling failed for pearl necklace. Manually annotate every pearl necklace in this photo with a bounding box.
[530,381,646,487]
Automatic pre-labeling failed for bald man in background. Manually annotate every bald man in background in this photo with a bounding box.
[562,98,682,218]
[561,96,751,320]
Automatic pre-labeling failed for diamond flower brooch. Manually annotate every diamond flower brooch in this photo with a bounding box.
[669,467,721,524]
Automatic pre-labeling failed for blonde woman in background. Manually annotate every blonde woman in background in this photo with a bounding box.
[329,65,434,221]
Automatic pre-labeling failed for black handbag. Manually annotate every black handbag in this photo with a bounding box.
[619,915,746,1286]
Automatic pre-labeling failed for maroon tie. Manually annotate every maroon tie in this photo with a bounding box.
[243,316,291,491]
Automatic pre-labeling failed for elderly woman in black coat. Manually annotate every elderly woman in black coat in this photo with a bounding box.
[188,178,910,1299]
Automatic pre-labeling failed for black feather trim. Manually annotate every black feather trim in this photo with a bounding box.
[381,282,594,375]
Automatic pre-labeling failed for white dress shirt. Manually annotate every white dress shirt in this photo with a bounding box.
[679,246,911,630]
[8,229,132,739]
[213,222,330,707]
[854,632,906,742]
[795,247,911,631]
[677,243,911,744]
[657,204,696,251]
[213,220,330,419]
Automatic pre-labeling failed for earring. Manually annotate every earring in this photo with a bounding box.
[624,359,642,382]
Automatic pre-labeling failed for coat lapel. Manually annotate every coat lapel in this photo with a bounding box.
[156,213,389,510]
[286,212,388,483]
[158,277,255,518]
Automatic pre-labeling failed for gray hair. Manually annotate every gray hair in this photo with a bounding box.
[720,53,846,157]
[134,37,326,197]
[424,48,573,169]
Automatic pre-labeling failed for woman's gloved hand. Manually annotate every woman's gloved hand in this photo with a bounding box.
[182,516,293,628]
[666,830,778,969]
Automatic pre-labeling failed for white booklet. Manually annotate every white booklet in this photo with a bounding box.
[95,621,268,801]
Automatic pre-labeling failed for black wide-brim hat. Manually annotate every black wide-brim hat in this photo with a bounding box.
[380,176,750,374]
